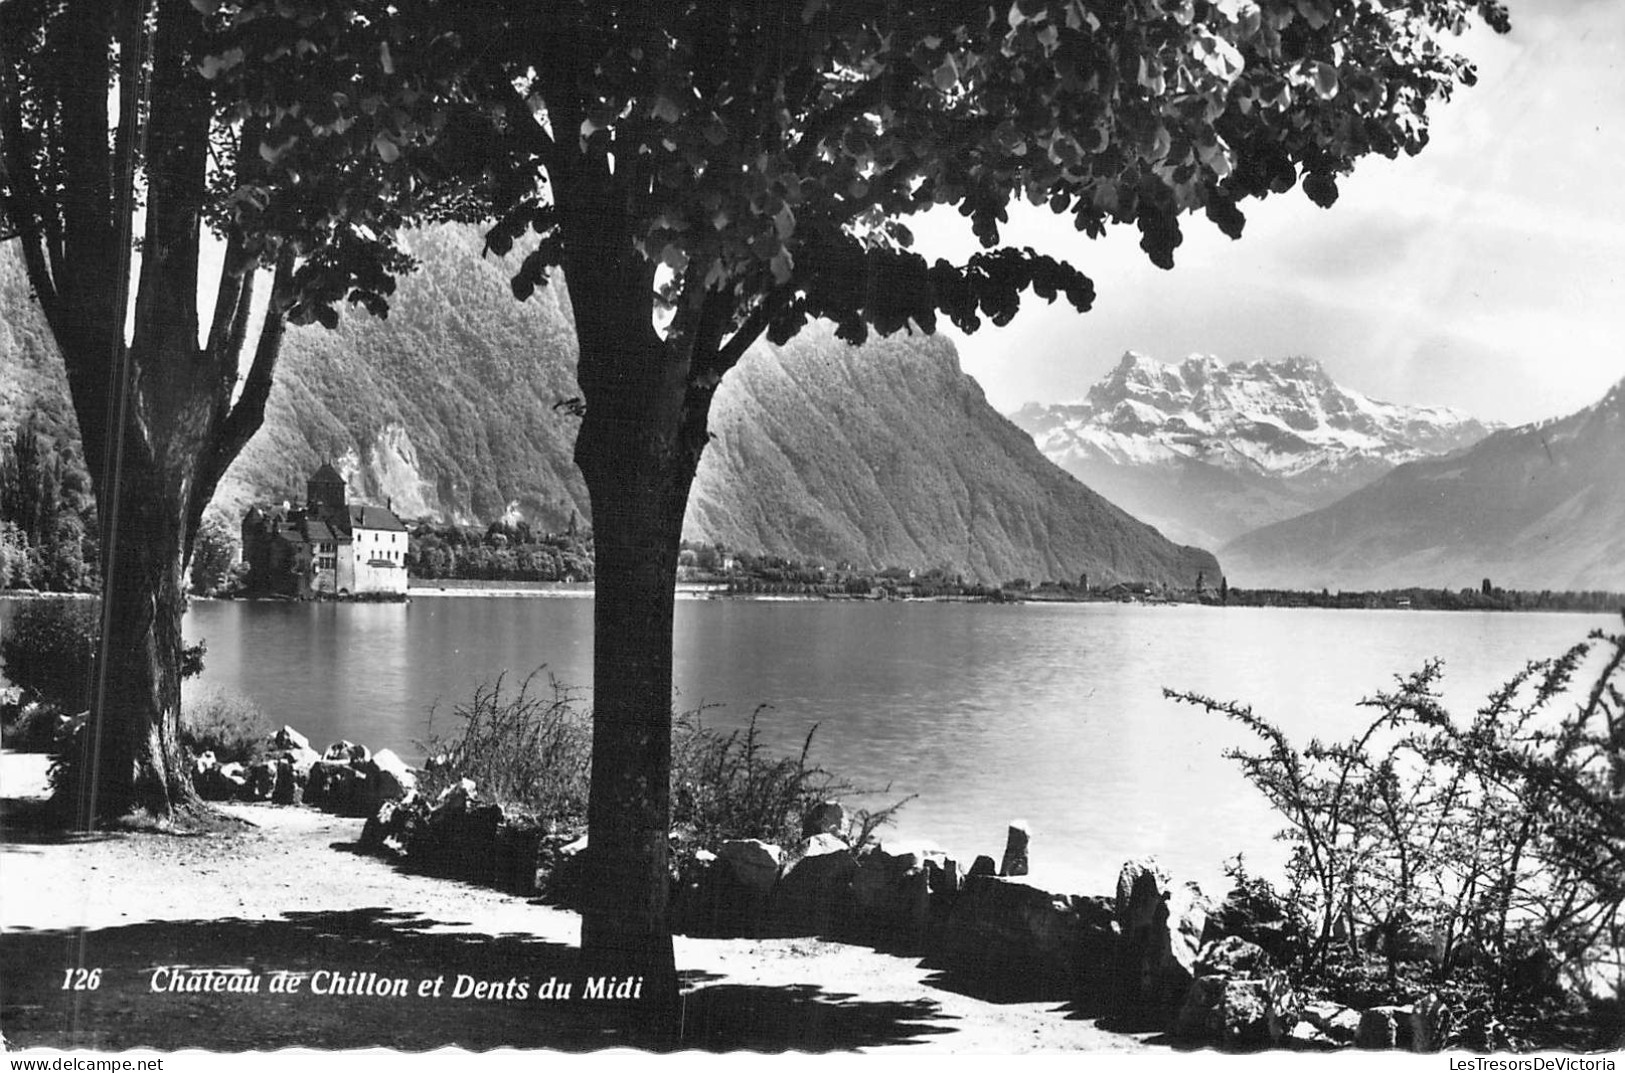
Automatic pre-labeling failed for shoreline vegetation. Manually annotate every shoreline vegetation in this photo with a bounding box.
[399,577,1625,614]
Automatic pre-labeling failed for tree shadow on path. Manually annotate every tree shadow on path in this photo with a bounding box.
[0,908,955,1052]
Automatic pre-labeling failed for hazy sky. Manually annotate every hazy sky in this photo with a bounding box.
[912,0,1625,426]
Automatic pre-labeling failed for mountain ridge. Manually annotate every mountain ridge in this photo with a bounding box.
[1008,351,1497,548]
[0,227,1218,589]
[1219,375,1625,591]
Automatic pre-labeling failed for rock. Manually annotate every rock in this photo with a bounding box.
[365,748,417,797]
[360,799,405,851]
[800,801,847,839]
[269,725,311,753]
[772,834,858,935]
[848,842,939,950]
[1288,1020,1339,1049]
[1301,1001,1362,1045]
[193,762,243,801]
[680,843,783,939]
[968,855,997,878]
[283,745,321,778]
[496,822,546,896]
[936,874,1108,998]
[355,748,418,813]
[1176,970,1301,1048]
[323,740,370,764]
[717,840,783,892]
[436,778,478,811]
[999,821,1030,877]
[1355,1005,1414,1050]
[245,760,277,800]
[1115,858,1210,1017]
[1195,936,1271,978]
[271,756,303,805]
[1204,881,1294,962]
[1409,993,1454,1052]
[927,855,961,896]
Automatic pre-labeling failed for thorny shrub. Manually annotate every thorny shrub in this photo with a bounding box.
[1167,614,1625,1051]
[417,669,910,850]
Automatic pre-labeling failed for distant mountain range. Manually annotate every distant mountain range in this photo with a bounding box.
[1221,376,1625,592]
[0,228,1217,589]
[1009,352,1496,548]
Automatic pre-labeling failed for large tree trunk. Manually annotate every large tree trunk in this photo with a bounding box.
[16,0,285,827]
[570,300,719,1030]
[74,449,199,823]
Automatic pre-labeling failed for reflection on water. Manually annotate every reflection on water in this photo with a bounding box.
[154,598,1617,894]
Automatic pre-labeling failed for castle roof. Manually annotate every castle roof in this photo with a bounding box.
[349,504,407,532]
[309,462,345,485]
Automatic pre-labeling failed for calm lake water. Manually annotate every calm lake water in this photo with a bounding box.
[154,596,1618,898]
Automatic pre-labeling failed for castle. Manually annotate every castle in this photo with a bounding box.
[241,463,409,598]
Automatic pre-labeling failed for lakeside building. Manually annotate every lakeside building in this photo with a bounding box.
[241,463,408,599]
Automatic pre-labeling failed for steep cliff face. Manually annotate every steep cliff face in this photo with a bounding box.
[690,327,1220,587]
[1221,376,1625,592]
[1011,352,1496,548]
[3,229,1218,587]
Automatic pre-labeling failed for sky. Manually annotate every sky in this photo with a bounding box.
[911,0,1625,427]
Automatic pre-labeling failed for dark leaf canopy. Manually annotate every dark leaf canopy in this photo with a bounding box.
[388,0,1506,350]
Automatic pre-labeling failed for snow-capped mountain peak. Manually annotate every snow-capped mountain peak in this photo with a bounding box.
[1008,353,1499,549]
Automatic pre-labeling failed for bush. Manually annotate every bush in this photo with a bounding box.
[671,705,911,851]
[418,671,909,849]
[180,682,268,764]
[0,598,98,712]
[0,598,207,716]
[417,670,592,829]
[1168,613,1625,1050]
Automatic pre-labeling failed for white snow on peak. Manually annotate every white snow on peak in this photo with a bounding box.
[1013,352,1498,479]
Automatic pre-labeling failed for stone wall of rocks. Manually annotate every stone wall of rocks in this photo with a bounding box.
[195,727,1454,1054]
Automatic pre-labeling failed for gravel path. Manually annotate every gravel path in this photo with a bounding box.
[1,751,1151,1054]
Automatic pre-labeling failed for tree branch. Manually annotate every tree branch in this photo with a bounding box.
[186,248,292,553]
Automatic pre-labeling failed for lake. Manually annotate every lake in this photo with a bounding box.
[156,596,1618,899]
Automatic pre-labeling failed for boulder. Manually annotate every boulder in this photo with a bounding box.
[678,844,781,938]
[1301,1000,1362,1045]
[1354,1005,1415,1050]
[193,761,244,801]
[269,725,311,753]
[355,748,418,813]
[244,760,277,800]
[323,740,370,763]
[999,821,1030,877]
[968,855,997,878]
[364,748,417,798]
[1409,993,1454,1053]
[717,840,783,892]
[436,778,478,811]
[848,842,938,950]
[271,756,303,805]
[1115,858,1210,1017]
[772,834,858,935]
[800,801,847,839]
[935,874,1110,998]
[1204,881,1294,962]
[282,745,321,779]
[1195,936,1271,978]
[1174,969,1300,1048]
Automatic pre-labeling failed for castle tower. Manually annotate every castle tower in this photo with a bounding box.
[306,461,347,510]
